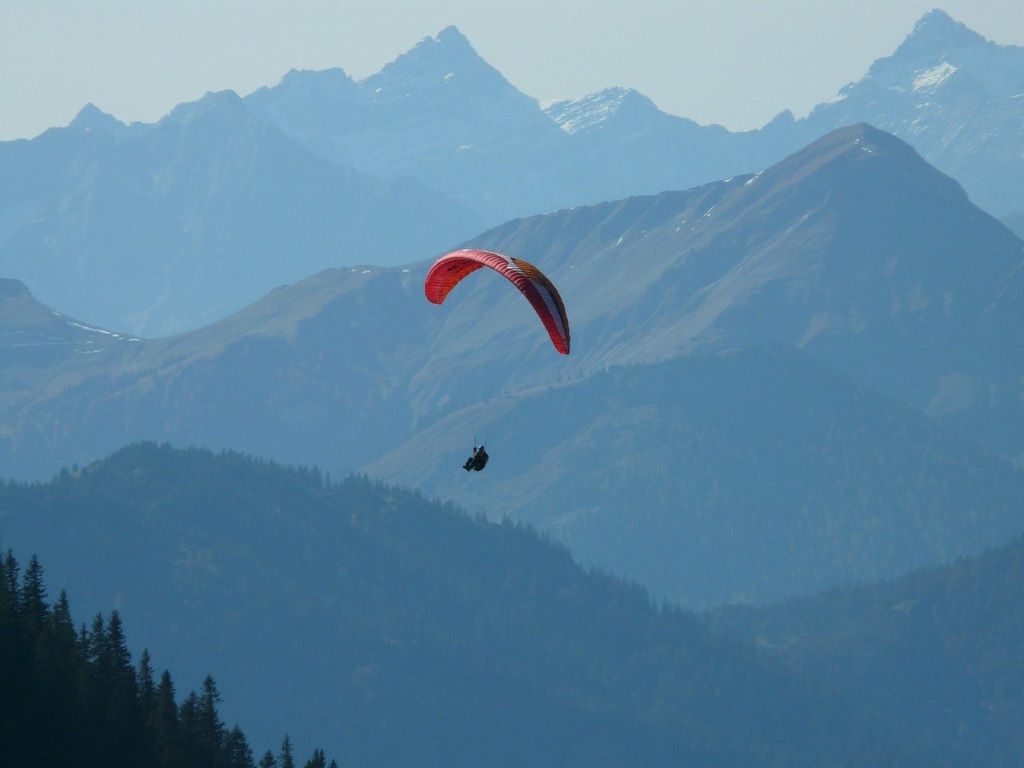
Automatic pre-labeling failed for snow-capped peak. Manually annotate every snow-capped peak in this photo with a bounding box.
[545,87,654,134]
[912,61,958,90]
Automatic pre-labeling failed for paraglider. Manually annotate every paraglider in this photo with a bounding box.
[423,249,570,355]
[424,248,569,474]
[463,445,489,472]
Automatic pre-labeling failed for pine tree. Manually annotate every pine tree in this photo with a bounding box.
[20,554,47,638]
[152,670,180,768]
[106,611,140,717]
[179,691,202,767]
[258,750,278,768]
[34,589,80,766]
[138,649,156,724]
[86,613,107,667]
[49,592,77,652]
[0,550,19,745]
[77,613,110,762]
[198,674,225,763]
[279,735,296,768]
[303,748,327,768]
[224,725,255,768]
[1,550,19,614]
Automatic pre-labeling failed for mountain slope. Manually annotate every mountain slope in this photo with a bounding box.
[542,87,797,209]
[540,10,1024,221]
[796,9,1024,218]
[708,533,1024,765]
[3,126,1021,610]
[448,124,1024,456]
[0,266,438,480]
[364,346,1024,606]
[15,121,1019,476]
[246,27,569,224]
[0,92,480,336]
[0,443,909,767]
[244,12,1024,231]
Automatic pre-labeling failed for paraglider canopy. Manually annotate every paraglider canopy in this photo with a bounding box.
[424,249,570,354]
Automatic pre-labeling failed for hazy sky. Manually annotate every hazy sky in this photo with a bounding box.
[2,0,1022,140]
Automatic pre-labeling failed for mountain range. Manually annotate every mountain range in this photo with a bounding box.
[3,124,1022,607]
[5,441,1024,763]
[1,9,1021,337]
[249,9,1024,226]
[792,9,1024,220]
[708,529,1024,765]
[0,442,909,767]
[0,91,479,337]
[3,13,1023,761]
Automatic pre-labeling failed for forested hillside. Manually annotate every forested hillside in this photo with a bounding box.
[366,346,1024,605]
[708,535,1024,765]
[0,443,911,767]
[0,546,337,768]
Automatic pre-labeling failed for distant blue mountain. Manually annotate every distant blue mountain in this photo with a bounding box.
[0,92,480,336]
[710,528,1024,765]
[2,9,1019,339]
[3,125,1022,608]
[365,344,1024,606]
[793,9,1024,219]
[247,10,1024,226]
[245,26,570,225]
[0,442,908,766]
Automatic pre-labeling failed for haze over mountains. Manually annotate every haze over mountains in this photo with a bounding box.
[0,90,478,337]
[709,530,1024,765]
[0,443,908,767]
[2,8,1024,765]
[4,124,1022,608]
[791,9,1024,220]
[1,9,1021,338]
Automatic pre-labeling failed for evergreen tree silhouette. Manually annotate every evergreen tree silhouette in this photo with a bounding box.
[279,735,296,768]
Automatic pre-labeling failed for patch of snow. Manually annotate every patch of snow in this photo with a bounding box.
[744,171,763,186]
[614,235,624,247]
[400,268,411,273]
[361,269,372,274]
[444,72,455,81]
[547,88,630,134]
[913,62,957,91]
[68,321,115,336]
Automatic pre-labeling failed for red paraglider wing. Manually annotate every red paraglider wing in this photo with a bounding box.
[424,249,570,354]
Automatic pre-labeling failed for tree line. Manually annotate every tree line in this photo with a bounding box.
[0,543,338,768]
